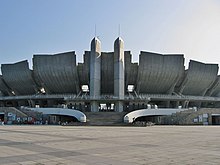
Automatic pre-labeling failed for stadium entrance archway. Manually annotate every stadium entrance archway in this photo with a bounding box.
[212,114,220,125]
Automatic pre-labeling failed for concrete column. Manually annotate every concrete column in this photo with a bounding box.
[90,37,101,112]
[114,37,125,112]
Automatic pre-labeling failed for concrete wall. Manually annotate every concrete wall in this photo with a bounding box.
[101,52,114,94]
[33,52,79,94]
[77,51,90,86]
[124,51,138,92]
[1,60,37,95]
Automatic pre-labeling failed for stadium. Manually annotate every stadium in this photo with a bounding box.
[1,37,220,125]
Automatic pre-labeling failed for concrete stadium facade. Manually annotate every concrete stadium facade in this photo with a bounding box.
[1,37,220,112]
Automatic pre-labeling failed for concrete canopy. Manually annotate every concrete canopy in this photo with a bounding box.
[205,76,220,97]
[136,52,184,94]
[178,60,218,96]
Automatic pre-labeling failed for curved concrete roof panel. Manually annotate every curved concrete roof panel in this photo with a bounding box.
[205,76,220,97]
[136,52,184,94]
[1,60,37,95]
[179,60,218,95]
[33,52,80,94]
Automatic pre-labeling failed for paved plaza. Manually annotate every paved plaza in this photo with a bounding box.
[0,125,220,165]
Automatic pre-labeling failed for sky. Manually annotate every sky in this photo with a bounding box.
[0,0,220,71]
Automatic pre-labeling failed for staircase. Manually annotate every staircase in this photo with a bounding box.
[84,112,127,126]
[0,107,27,118]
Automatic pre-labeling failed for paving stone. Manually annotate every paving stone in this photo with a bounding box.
[0,125,220,165]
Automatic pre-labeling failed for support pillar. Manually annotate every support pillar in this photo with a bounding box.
[90,37,101,112]
[114,37,125,112]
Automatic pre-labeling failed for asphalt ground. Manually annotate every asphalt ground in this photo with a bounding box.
[0,125,220,165]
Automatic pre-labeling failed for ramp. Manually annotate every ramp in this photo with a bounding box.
[124,108,187,123]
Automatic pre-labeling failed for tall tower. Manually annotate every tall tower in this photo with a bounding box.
[114,37,125,112]
[90,37,101,112]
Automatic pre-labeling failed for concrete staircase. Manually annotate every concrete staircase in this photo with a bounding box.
[0,107,27,118]
[84,112,127,126]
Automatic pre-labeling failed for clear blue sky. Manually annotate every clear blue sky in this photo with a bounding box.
[0,0,220,70]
